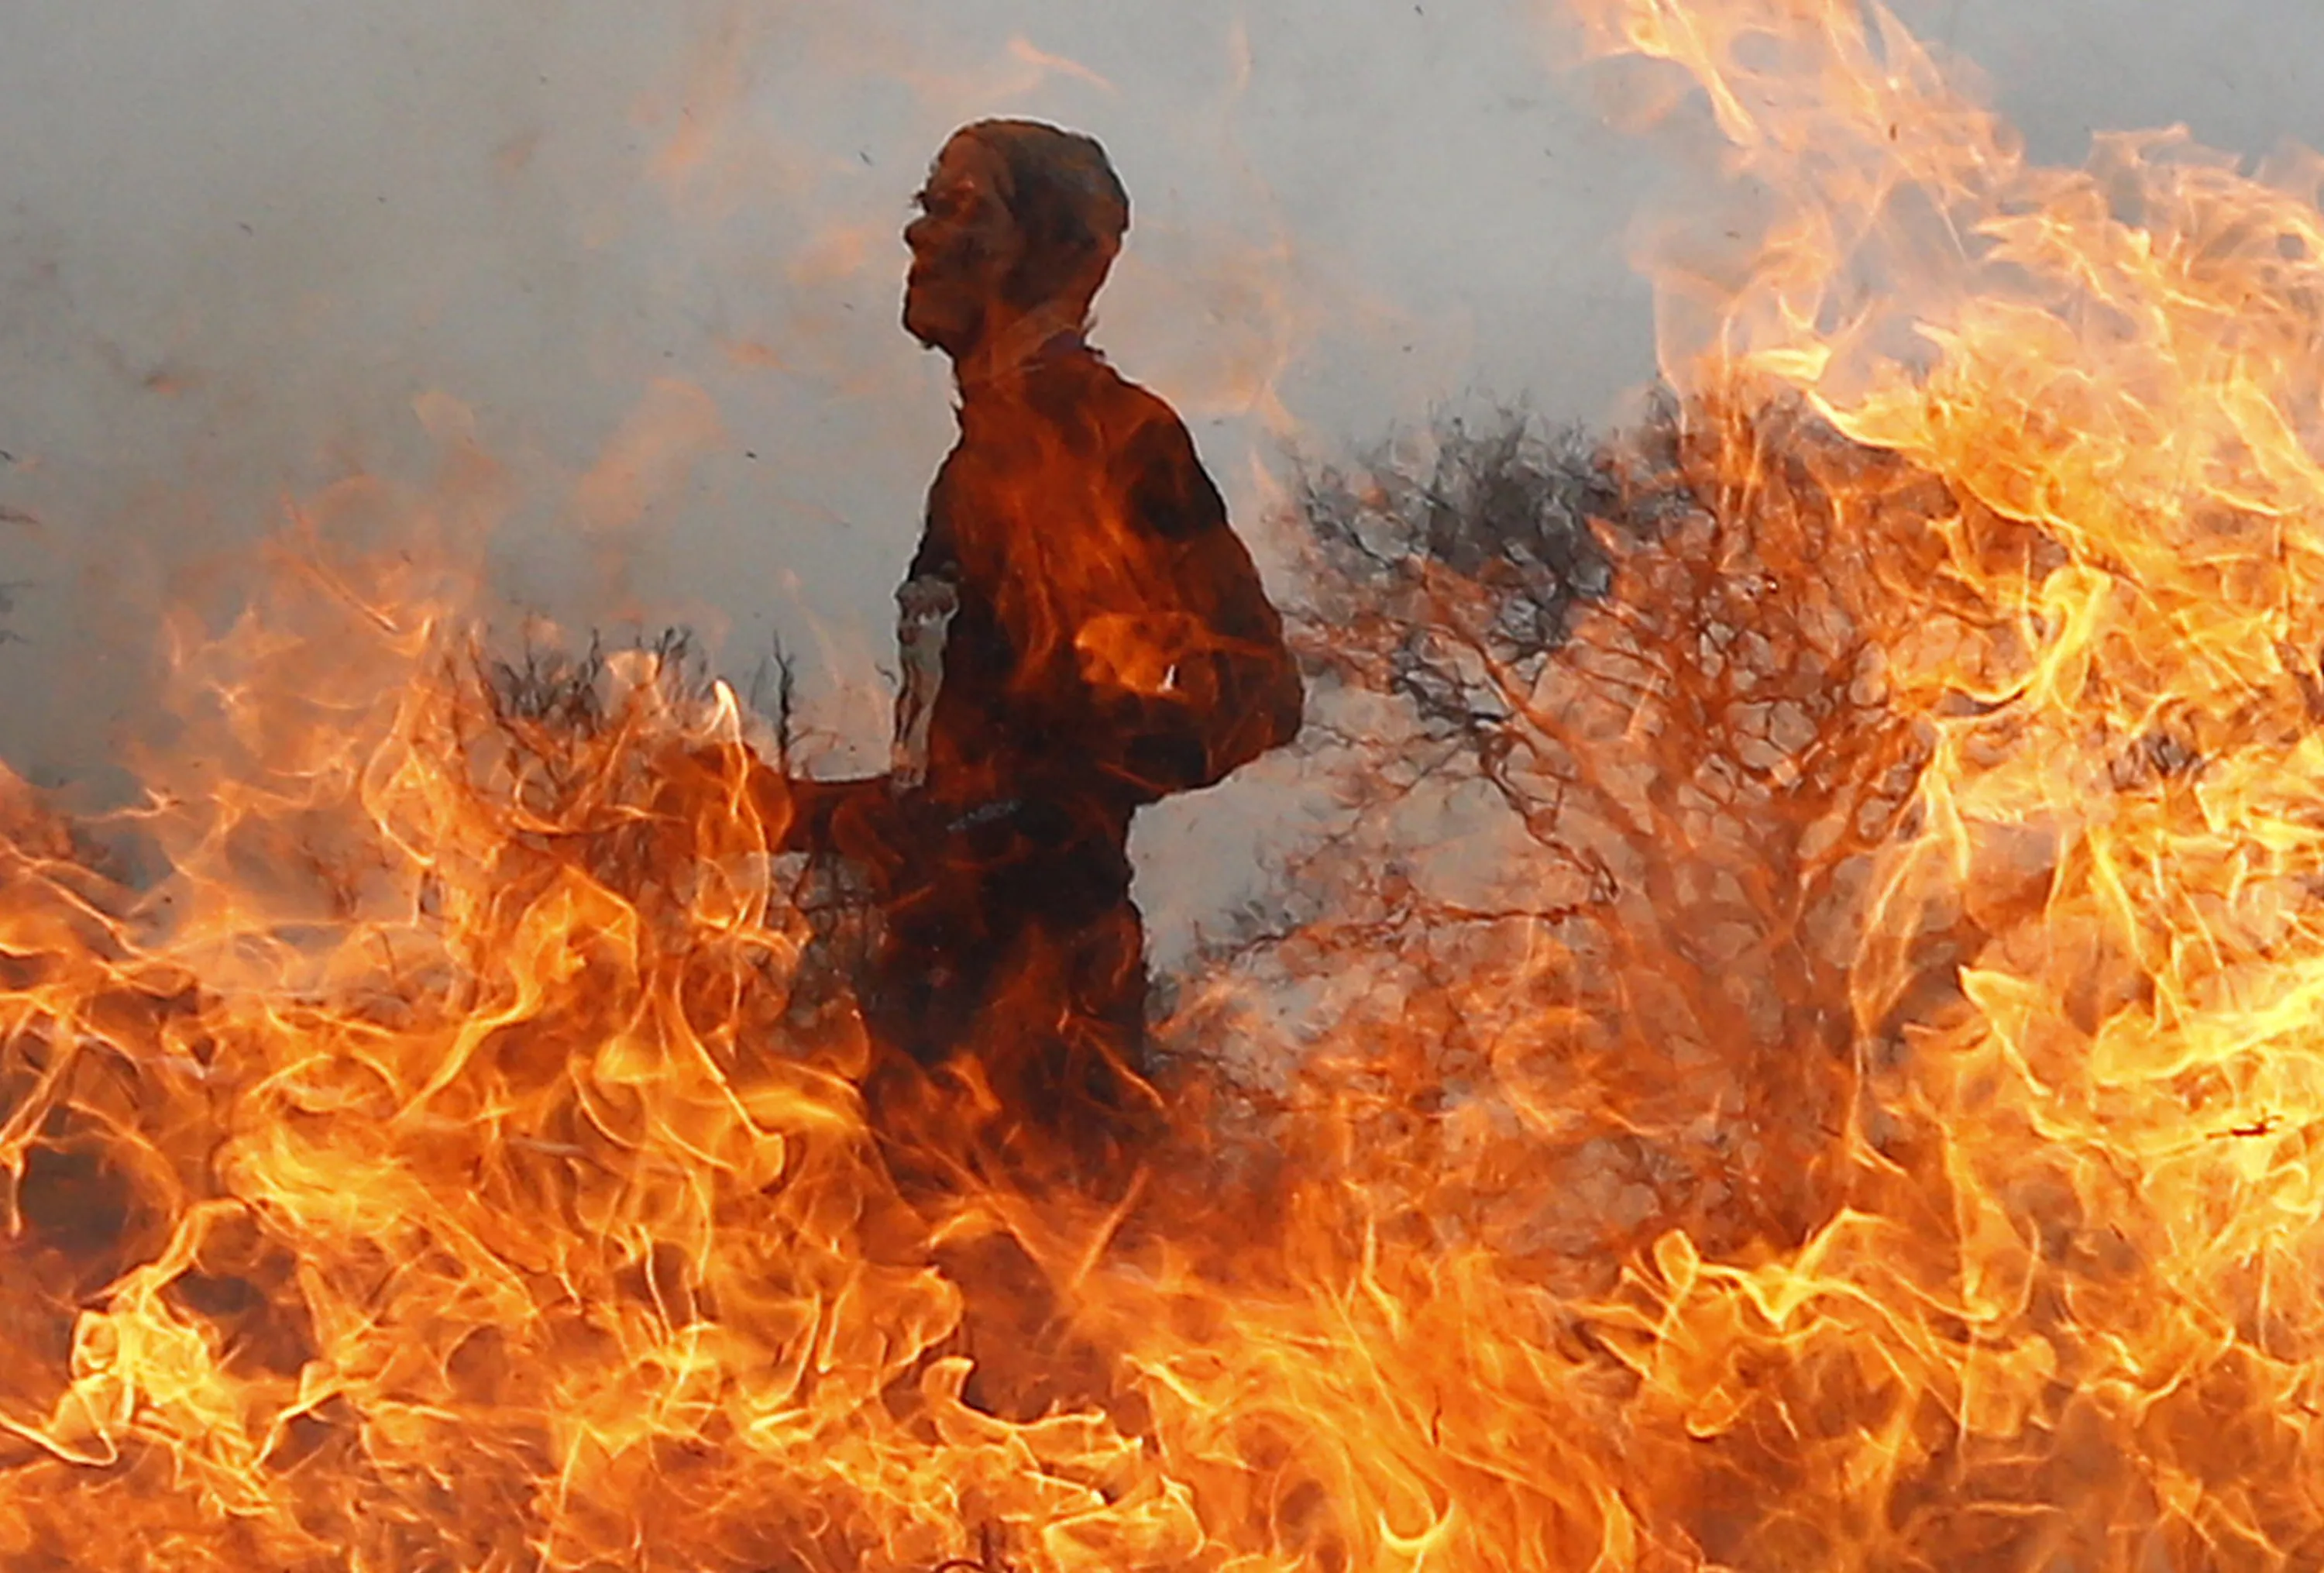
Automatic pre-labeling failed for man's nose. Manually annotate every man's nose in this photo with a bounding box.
[904,213,937,252]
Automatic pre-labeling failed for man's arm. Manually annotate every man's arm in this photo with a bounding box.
[1070,408,1302,800]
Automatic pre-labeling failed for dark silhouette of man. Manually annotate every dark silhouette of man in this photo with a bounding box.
[776,120,1301,1171]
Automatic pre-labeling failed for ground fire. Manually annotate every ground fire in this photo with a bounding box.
[5,0,2324,1569]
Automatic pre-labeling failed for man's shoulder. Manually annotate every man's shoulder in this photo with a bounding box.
[1031,349,1190,439]
[1021,350,1226,537]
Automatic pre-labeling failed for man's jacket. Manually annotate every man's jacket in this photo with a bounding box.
[903,341,1302,848]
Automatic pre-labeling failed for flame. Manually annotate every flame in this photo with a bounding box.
[1555,0,2324,1561]
[10,1,2324,1568]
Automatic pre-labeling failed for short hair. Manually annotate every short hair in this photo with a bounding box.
[950,119,1130,315]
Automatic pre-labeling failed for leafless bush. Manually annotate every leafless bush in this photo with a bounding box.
[482,625,707,737]
[1201,393,1944,1263]
[1297,410,1625,733]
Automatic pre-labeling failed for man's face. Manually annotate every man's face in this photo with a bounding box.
[902,137,1023,356]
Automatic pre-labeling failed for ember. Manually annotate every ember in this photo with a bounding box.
[5,1,2324,1568]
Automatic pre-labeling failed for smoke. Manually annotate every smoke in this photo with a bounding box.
[1896,0,2324,163]
[0,2,1673,788]
[0,0,2309,928]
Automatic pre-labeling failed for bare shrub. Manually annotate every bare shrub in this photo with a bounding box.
[1197,394,1941,1267]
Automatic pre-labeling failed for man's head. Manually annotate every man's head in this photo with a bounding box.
[902,120,1130,360]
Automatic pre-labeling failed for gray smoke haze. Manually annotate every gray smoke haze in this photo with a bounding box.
[0,0,2318,936]
[0,0,1643,790]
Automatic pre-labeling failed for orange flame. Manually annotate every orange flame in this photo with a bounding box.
[10,2,2324,1568]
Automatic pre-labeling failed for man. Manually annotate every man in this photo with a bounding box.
[775,120,1301,1172]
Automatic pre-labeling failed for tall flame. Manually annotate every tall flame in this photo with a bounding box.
[8,1,2324,1568]
[1565,0,2324,1562]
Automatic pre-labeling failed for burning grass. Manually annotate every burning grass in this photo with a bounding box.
[0,377,2271,1572]
[10,0,2324,1565]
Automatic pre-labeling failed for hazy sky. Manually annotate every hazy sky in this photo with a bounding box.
[0,0,2320,933]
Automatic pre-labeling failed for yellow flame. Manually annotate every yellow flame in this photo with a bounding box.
[12,2,2324,1567]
